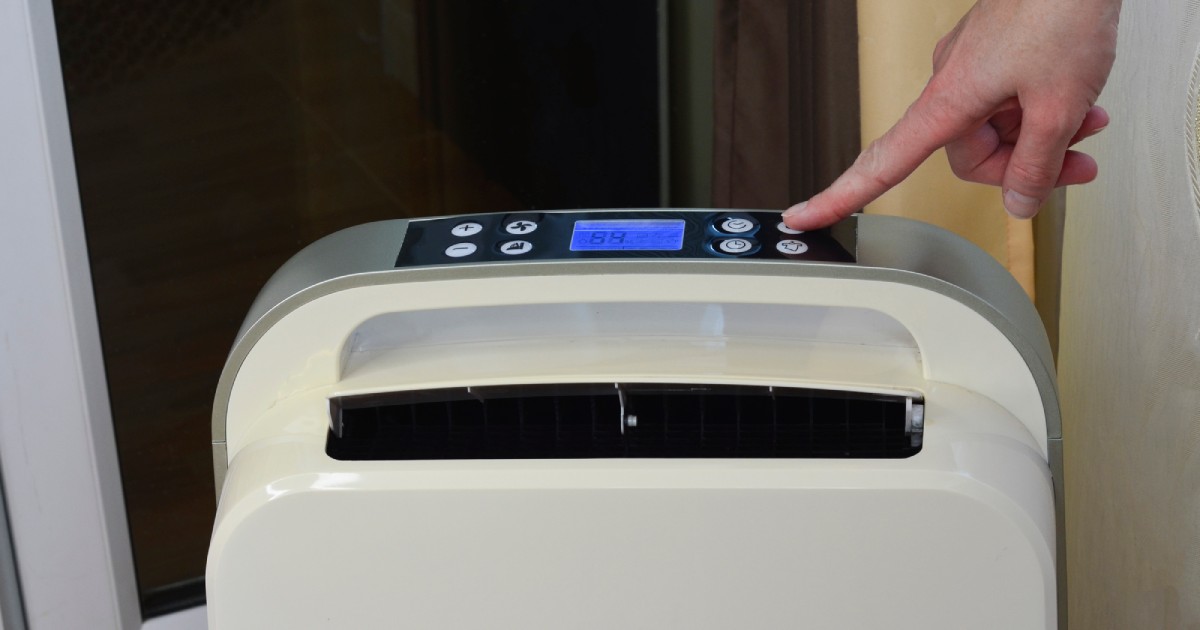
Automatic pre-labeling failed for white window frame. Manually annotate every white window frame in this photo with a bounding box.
[0,0,142,627]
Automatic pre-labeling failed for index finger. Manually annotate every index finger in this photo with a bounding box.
[783,86,977,230]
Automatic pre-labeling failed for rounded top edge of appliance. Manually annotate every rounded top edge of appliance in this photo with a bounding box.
[209,211,1059,447]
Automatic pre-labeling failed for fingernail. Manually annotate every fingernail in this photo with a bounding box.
[1003,189,1040,218]
[782,201,808,219]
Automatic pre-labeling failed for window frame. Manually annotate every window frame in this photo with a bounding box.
[0,0,142,627]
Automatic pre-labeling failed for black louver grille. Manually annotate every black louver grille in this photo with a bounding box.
[326,384,922,461]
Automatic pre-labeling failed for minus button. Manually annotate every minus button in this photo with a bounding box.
[445,243,478,258]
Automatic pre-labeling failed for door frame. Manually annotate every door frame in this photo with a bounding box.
[0,0,141,627]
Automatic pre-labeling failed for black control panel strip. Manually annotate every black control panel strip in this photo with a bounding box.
[394,210,855,268]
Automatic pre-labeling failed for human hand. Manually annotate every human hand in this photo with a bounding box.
[782,0,1121,230]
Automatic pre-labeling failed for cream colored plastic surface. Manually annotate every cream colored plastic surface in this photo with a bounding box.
[222,273,1048,460]
[209,383,1055,629]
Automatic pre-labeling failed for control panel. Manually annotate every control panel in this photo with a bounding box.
[394,210,854,268]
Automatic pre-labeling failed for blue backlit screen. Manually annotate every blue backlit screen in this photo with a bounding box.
[570,219,686,251]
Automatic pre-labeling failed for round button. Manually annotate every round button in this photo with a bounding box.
[505,220,539,235]
[444,242,478,258]
[719,217,756,234]
[777,221,803,235]
[451,221,484,237]
[776,239,809,255]
[499,240,533,255]
[717,238,755,255]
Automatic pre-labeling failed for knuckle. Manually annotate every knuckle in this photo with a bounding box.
[1009,159,1059,189]
[855,142,903,190]
[916,78,953,118]
[1042,110,1081,135]
[947,155,988,184]
[948,155,971,180]
[916,78,977,132]
[932,37,949,68]
[963,170,996,185]
[1027,100,1087,135]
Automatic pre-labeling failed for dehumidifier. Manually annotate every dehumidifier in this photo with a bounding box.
[208,210,1062,629]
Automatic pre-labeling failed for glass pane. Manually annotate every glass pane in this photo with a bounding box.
[52,0,858,614]
[54,0,661,611]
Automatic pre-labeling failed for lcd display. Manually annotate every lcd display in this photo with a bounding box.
[570,219,686,251]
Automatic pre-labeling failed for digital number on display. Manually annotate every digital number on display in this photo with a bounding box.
[570,219,686,251]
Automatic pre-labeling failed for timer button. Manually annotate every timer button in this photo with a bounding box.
[444,242,478,258]
[498,240,534,255]
[451,221,484,237]
[715,238,757,255]
[715,215,758,235]
[776,239,809,255]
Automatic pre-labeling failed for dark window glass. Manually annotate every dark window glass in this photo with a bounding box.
[52,0,857,615]
[55,0,660,612]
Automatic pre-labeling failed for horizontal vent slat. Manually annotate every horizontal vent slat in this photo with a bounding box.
[327,384,921,461]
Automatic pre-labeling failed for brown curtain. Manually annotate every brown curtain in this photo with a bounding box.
[711,0,860,209]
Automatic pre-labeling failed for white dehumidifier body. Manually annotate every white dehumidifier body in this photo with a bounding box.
[208,211,1063,629]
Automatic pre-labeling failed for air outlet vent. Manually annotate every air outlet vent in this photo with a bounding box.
[327,384,922,461]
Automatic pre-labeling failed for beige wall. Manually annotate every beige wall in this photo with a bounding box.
[1060,0,1200,627]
